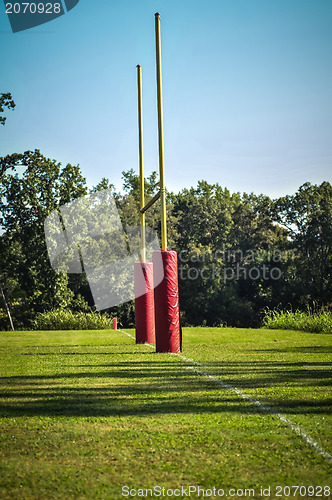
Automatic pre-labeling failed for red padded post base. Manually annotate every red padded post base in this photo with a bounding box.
[134,261,156,344]
[153,250,181,353]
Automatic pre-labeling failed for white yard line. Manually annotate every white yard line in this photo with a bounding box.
[118,329,332,464]
[119,329,139,342]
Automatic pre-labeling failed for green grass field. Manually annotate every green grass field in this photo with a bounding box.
[0,327,331,499]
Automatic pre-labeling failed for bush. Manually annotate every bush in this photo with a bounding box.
[33,309,114,330]
[262,307,332,334]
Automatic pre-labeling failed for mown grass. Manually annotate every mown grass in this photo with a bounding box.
[262,308,332,334]
[0,327,331,499]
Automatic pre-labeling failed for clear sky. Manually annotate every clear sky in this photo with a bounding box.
[1,0,331,198]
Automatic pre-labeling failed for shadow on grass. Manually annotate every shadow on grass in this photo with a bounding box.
[0,354,331,418]
[254,346,332,353]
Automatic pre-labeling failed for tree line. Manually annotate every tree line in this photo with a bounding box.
[0,150,331,329]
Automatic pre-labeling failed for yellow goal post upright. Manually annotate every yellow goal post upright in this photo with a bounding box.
[134,13,181,353]
[134,64,156,345]
[137,64,146,264]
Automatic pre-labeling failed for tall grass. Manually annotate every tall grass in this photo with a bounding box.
[262,307,332,333]
[33,309,114,330]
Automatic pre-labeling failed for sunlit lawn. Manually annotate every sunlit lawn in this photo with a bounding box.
[0,327,331,499]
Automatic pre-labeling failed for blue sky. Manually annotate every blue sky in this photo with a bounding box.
[1,0,331,198]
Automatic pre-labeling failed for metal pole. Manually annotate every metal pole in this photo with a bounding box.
[137,65,146,262]
[155,12,167,251]
[0,282,14,331]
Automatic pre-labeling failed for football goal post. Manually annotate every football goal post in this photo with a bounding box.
[134,13,181,353]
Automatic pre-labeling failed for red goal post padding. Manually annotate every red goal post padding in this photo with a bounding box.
[134,261,156,344]
[153,250,181,353]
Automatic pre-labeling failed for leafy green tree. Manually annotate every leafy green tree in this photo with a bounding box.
[173,183,288,327]
[0,93,15,126]
[173,182,235,325]
[173,181,236,250]
[0,150,88,328]
[273,182,332,306]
